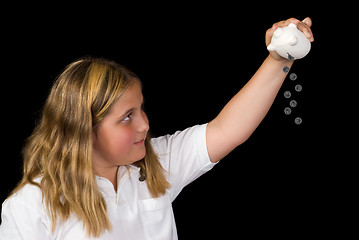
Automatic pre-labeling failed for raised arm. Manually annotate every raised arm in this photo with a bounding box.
[206,17,314,163]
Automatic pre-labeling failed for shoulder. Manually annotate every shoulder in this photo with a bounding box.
[149,124,216,200]
[150,123,208,155]
[5,178,43,206]
[2,177,46,221]
[0,179,51,238]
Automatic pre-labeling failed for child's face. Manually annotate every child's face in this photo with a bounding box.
[92,81,149,172]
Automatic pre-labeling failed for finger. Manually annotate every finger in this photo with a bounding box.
[285,18,301,25]
[268,17,314,44]
[272,18,299,28]
[301,17,314,41]
[302,17,312,27]
[265,22,281,45]
[265,26,275,46]
[297,20,314,42]
[267,24,278,36]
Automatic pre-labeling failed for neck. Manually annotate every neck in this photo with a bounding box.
[94,165,119,192]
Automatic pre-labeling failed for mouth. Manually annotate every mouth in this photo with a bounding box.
[134,138,145,145]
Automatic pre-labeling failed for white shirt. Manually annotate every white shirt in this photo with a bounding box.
[0,124,217,240]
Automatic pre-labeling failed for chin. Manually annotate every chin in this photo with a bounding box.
[133,149,146,163]
[138,150,146,161]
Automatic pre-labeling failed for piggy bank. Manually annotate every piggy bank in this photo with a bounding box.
[267,23,311,60]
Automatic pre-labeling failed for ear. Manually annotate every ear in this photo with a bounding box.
[288,23,297,28]
[273,27,283,38]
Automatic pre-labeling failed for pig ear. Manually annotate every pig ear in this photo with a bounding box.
[273,28,283,38]
[289,36,298,46]
[267,43,276,51]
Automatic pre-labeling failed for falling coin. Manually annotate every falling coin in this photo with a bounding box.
[284,91,291,98]
[283,66,290,73]
[289,100,297,108]
[295,84,302,92]
[289,73,297,81]
[294,117,302,125]
[284,107,292,115]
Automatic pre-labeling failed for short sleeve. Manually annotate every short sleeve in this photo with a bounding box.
[0,185,50,240]
[151,124,217,201]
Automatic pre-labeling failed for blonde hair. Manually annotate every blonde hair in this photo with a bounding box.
[10,57,170,237]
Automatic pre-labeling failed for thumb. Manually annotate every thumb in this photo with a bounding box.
[302,17,312,27]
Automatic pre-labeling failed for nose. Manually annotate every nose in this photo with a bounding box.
[137,110,149,133]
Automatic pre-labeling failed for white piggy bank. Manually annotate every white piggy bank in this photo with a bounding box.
[267,23,311,60]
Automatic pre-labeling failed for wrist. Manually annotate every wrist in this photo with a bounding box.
[267,54,294,67]
[265,54,294,75]
[267,53,294,64]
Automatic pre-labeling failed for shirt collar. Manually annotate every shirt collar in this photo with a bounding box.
[95,165,141,198]
[95,165,141,180]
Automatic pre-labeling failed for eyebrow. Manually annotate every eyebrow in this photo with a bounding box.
[120,108,135,118]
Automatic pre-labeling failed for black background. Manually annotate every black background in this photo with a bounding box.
[0,3,345,239]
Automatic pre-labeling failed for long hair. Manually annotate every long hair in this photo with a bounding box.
[10,57,170,237]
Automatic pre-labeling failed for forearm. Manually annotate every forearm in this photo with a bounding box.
[207,55,293,161]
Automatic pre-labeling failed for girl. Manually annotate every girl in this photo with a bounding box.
[0,17,314,239]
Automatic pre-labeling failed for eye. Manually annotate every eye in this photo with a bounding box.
[122,113,132,122]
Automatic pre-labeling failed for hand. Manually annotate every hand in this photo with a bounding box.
[266,17,314,61]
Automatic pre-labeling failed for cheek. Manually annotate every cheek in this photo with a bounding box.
[95,125,135,161]
[108,127,135,156]
[112,127,135,153]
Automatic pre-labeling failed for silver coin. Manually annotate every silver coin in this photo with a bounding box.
[289,73,297,81]
[284,107,292,115]
[294,117,302,125]
[284,91,291,98]
[289,100,297,108]
[287,53,295,61]
[283,66,290,73]
[295,84,302,92]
